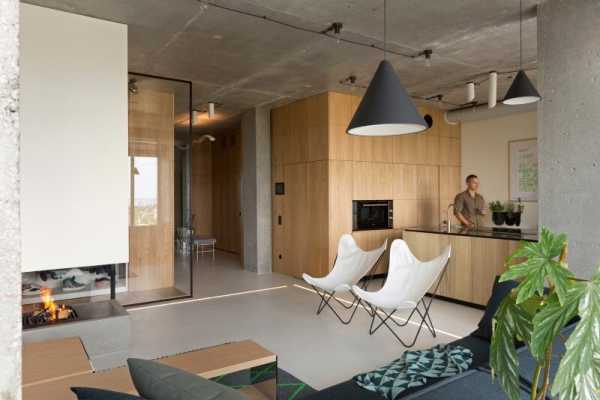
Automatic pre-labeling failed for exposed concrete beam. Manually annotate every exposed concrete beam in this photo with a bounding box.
[0,0,21,398]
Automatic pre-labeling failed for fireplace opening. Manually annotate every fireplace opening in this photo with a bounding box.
[22,288,78,329]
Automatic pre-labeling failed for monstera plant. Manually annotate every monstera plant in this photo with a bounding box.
[490,227,600,400]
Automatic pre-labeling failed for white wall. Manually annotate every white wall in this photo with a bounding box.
[461,111,538,229]
[20,4,129,272]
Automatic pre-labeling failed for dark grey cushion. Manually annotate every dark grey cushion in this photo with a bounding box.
[472,276,519,341]
[127,358,245,400]
[71,387,144,400]
[402,370,530,400]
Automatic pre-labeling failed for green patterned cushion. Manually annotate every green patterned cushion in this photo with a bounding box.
[354,344,473,400]
[127,358,245,400]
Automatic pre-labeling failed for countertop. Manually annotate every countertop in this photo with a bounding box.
[404,225,538,242]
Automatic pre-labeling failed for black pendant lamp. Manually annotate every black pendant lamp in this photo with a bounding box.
[347,0,426,136]
[503,0,540,105]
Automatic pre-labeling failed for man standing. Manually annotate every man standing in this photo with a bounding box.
[454,174,486,228]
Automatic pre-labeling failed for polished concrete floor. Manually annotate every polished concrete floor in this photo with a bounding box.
[126,251,484,390]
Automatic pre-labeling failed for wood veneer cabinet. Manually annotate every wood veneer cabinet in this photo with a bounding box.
[403,230,523,305]
[271,92,462,279]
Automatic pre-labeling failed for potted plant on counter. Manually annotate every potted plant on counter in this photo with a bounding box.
[489,201,506,225]
[504,201,523,226]
[490,228,600,400]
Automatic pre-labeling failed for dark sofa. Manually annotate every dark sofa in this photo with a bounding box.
[305,278,576,400]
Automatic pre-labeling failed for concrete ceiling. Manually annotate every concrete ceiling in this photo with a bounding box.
[23,0,540,132]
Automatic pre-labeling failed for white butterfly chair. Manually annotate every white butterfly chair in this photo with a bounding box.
[303,234,387,325]
[353,240,451,347]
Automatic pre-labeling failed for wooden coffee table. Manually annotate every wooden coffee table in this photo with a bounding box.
[23,339,277,400]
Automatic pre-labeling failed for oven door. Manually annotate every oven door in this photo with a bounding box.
[353,200,393,231]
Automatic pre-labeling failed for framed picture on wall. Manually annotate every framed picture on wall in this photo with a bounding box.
[509,138,538,201]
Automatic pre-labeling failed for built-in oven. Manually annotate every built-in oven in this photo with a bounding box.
[352,200,393,231]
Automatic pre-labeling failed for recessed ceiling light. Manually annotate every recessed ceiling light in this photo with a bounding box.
[212,34,223,40]
[303,84,313,88]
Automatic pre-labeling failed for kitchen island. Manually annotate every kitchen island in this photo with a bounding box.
[403,226,537,307]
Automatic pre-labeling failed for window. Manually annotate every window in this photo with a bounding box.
[130,156,158,226]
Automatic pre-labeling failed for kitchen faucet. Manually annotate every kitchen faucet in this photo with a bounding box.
[446,204,454,233]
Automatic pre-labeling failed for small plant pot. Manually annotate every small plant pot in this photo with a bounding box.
[514,212,521,227]
[492,211,506,226]
[504,211,522,226]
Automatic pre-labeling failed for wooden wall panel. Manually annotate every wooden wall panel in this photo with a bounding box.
[415,165,439,200]
[306,93,329,162]
[392,164,417,199]
[282,163,309,278]
[271,91,462,280]
[328,160,354,267]
[271,165,285,274]
[439,137,461,166]
[271,105,292,166]
[191,141,213,236]
[212,128,242,254]
[307,161,330,277]
[352,162,395,200]
[128,89,175,291]
[328,92,355,160]
[439,166,462,225]
[393,199,418,229]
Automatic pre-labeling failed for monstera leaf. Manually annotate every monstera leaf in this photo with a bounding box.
[490,294,532,400]
[501,227,572,305]
[552,268,600,399]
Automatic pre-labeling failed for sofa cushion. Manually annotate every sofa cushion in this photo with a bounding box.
[401,369,530,400]
[127,358,245,400]
[472,276,519,341]
[71,387,144,400]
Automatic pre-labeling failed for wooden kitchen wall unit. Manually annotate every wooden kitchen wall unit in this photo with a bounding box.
[212,127,242,254]
[271,91,462,279]
[128,89,175,291]
[403,230,521,305]
[191,140,213,236]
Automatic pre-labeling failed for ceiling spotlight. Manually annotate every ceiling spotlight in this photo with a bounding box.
[340,75,357,85]
[422,49,433,67]
[323,22,344,43]
[208,102,215,119]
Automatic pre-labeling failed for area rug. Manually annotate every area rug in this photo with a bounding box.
[213,363,316,399]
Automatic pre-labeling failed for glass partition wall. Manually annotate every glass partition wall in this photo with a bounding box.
[123,73,193,306]
[22,74,193,309]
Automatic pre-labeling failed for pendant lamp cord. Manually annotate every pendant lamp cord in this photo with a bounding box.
[384,0,387,60]
[519,0,522,68]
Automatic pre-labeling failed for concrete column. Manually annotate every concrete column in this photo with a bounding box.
[538,0,600,278]
[0,0,21,398]
[241,107,272,274]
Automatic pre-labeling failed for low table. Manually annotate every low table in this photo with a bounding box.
[23,339,278,400]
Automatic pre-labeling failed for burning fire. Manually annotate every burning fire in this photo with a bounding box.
[39,288,71,321]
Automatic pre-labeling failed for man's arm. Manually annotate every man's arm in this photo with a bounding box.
[455,211,474,227]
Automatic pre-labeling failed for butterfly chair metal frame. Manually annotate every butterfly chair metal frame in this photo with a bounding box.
[309,250,386,325]
[357,251,450,348]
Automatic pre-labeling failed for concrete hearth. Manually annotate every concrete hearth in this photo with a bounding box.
[23,300,130,370]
